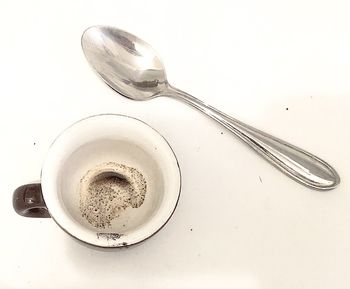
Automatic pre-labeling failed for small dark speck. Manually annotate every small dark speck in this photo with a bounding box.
[154,147,157,150]
[122,242,128,246]
[33,142,36,146]
[310,95,313,99]
[123,224,125,227]
[190,228,193,231]
[220,132,223,135]
[286,107,289,111]
[259,176,263,183]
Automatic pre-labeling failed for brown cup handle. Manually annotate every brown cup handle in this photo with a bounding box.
[13,183,51,218]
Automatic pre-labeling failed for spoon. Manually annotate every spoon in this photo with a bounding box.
[81,25,340,190]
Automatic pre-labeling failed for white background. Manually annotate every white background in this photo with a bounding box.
[1,0,349,288]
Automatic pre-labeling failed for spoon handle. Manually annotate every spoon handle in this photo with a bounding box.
[166,86,340,190]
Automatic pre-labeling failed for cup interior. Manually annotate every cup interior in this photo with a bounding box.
[41,114,181,247]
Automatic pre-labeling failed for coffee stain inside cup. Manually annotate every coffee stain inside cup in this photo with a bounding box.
[79,162,147,229]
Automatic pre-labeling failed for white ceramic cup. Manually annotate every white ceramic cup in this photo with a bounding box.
[13,114,181,247]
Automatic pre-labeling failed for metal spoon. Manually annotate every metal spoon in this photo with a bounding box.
[81,25,340,190]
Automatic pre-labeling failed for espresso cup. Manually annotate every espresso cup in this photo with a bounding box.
[13,114,181,247]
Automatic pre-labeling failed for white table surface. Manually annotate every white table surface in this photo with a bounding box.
[1,0,350,288]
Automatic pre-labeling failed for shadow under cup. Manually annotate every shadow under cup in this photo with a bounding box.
[14,114,181,248]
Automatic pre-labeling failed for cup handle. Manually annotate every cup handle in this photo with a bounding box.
[13,183,51,218]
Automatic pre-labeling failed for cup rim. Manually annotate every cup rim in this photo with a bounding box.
[40,113,181,248]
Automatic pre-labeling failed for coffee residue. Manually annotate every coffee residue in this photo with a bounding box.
[79,162,147,229]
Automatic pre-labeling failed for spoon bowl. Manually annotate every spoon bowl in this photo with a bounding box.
[82,26,167,100]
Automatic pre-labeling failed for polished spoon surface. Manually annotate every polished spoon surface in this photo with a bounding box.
[81,25,340,190]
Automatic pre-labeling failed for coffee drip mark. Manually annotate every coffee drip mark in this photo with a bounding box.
[97,232,123,241]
